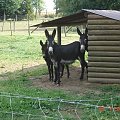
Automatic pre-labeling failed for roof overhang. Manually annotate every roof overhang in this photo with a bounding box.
[31,9,120,28]
[31,10,87,28]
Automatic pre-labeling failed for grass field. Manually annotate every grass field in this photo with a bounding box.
[0,32,120,120]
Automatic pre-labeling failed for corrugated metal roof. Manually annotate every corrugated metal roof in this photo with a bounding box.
[83,9,120,21]
[31,9,120,28]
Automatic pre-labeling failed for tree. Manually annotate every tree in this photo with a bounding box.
[16,0,34,20]
[32,0,44,18]
[0,0,22,20]
[54,0,120,16]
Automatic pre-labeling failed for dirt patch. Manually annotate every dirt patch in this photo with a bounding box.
[29,66,101,94]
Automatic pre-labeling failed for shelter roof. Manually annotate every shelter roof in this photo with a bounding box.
[31,9,120,28]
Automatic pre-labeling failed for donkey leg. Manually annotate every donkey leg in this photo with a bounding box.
[54,66,57,84]
[66,65,70,78]
[60,64,64,78]
[80,65,84,80]
[80,60,85,80]
[48,65,52,81]
[57,62,61,86]
[85,61,88,79]
[50,63,54,81]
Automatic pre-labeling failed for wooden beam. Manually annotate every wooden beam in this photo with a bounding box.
[88,78,120,84]
[88,62,120,68]
[88,67,120,73]
[88,56,120,62]
[88,72,120,79]
[88,41,120,46]
[88,19,120,25]
[88,25,120,30]
[88,51,120,57]
[88,35,120,41]
[88,46,120,52]
[57,26,61,45]
[88,30,120,35]
[88,14,106,19]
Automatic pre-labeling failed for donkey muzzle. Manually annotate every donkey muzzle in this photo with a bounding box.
[80,45,85,53]
[48,47,53,55]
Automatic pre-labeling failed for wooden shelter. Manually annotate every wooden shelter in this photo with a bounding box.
[31,9,120,84]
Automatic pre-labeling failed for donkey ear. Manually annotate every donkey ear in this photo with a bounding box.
[52,29,56,38]
[85,28,88,35]
[45,29,49,38]
[40,40,43,46]
[77,28,82,35]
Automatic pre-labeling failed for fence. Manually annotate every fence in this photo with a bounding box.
[0,13,56,36]
[0,92,120,120]
[0,13,86,36]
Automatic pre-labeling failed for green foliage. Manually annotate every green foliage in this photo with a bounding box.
[0,0,22,19]
[54,0,120,16]
[17,0,34,20]
[32,0,44,18]
[0,0,44,20]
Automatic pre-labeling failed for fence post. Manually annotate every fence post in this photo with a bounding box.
[13,19,15,32]
[10,20,13,36]
[27,14,30,36]
[64,26,67,37]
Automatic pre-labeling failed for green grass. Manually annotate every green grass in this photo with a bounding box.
[0,33,120,120]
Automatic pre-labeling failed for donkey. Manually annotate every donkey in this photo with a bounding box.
[45,29,87,85]
[40,40,54,81]
[40,40,70,81]
[77,28,88,77]
[77,28,88,52]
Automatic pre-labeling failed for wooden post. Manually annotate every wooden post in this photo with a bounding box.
[57,26,61,45]
[64,26,67,37]
[10,20,12,36]
[1,21,5,32]
[13,19,15,32]
[27,14,30,36]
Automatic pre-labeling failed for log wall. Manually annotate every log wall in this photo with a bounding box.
[87,14,120,83]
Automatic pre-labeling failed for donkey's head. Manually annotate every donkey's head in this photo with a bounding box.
[77,28,88,53]
[40,40,47,59]
[45,29,56,56]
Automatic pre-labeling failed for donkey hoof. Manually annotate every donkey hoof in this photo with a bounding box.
[67,75,70,78]
[51,78,53,82]
[80,77,83,80]
[56,84,60,87]
[52,82,56,85]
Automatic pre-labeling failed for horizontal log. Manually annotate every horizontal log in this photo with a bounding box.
[89,51,120,57]
[88,25,120,30]
[88,41,120,46]
[88,78,120,84]
[88,72,120,79]
[88,62,120,68]
[88,67,120,73]
[88,35,120,41]
[88,56,120,62]
[88,19,120,25]
[88,30,120,35]
[88,46,120,52]
[88,14,106,19]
